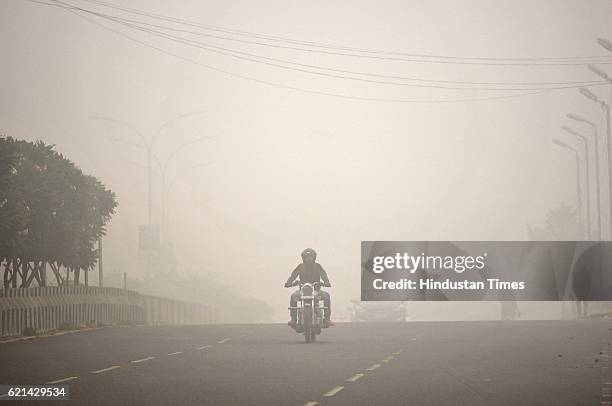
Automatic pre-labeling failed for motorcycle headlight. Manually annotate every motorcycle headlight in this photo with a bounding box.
[301,284,314,296]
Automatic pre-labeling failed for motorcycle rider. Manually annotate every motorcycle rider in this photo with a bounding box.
[285,248,333,329]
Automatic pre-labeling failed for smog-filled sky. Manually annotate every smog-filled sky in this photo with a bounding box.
[2,0,612,320]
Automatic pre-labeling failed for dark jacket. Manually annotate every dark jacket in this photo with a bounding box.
[286,262,331,286]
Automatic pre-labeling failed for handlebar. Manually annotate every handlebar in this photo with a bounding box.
[284,281,331,288]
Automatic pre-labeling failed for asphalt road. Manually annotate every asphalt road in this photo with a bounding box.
[1,320,611,405]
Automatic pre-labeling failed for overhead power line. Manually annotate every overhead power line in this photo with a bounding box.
[40,0,609,92]
[72,0,612,66]
[81,12,606,88]
[29,0,599,103]
[79,9,604,92]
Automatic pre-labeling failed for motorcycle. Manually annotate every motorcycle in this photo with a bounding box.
[287,281,327,343]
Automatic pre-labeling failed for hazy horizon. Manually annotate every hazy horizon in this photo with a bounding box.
[2,0,612,321]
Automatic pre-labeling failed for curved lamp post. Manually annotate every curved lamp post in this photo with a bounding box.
[553,139,585,237]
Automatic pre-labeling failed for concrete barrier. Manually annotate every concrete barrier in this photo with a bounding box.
[0,287,220,337]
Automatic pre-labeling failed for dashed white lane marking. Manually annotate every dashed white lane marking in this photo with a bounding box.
[303,402,318,406]
[365,364,381,371]
[382,356,394,363]
[392,351,401,355]
[236,334,246,339]
[167,351,183,356]
[346,373,364,382]
[91,365,120,374]
[218,338,232,344]
[196,345,212,350]
[131,356,154,364]
[323,386,344,397]
[46,376,78,384]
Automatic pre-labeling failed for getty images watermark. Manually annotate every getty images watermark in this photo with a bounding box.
[370,251,525,291]
[361,241,612,301]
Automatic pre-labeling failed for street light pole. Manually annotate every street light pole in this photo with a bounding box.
[567,114,602,240]
[153,137,215,241]
[108,140,213,244]
[562,125,592,238]
[587,37,612,237]
[148,111,207,246]
[147,146,152,276]
[578,87,612,238]
[91,109,207,275]
[164,162,214,241]
[553,139,585,237]
[98,237,103,287]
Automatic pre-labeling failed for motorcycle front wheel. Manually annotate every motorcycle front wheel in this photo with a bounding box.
[303,307,313,343]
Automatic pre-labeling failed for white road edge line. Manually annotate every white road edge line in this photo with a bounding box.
[365,364,381,371]
[46,376,78,384]
[303,402,318,406]
[131,356,155,364]
[196,345,212,350]
[91,365,120,374]
[323,386,344,397]
[347,373,364,382]
[167,351,183,356]
[218,338,232,344]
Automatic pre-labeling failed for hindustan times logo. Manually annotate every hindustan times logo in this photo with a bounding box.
[371,252,487,274]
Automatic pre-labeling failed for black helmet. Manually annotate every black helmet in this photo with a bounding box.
[301,248,317,260]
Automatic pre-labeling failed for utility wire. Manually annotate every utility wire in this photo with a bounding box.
[30,0,571,103]
[84,13,606,87]
[118,20,607,92]
[87,10,604,92]
[44,0,608,92]
[71,0,612,66]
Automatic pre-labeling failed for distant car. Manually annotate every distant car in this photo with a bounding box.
[348,300,409,322]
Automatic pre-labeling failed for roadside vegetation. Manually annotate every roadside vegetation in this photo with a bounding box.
[0,136,117,288]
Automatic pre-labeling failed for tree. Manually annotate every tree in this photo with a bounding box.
[527,203,579,241]
[0,136,117,288]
